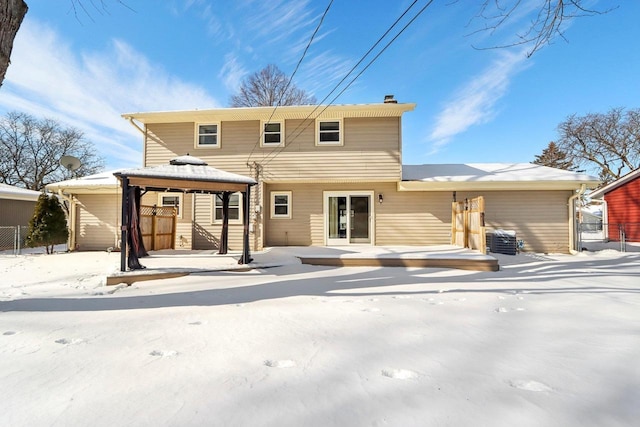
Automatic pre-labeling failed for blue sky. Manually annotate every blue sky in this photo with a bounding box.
[1,0,638,172]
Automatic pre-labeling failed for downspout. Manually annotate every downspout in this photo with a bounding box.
[57,190,77,251]
[568,184,587,254]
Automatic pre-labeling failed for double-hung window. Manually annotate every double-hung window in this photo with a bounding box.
[196,123,220,148]
[213,192,242,223]
[262,121,284,147]
[316,119,342,145]
[271,191,291,219]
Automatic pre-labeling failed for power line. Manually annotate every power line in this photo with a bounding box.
[260,0,433,169]
[245,0,334,164]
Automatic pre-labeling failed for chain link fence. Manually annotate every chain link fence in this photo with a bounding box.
[0,226,29,254]
[579,222,640,252]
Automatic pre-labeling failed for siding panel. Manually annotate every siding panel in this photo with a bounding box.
[75,194,121,251]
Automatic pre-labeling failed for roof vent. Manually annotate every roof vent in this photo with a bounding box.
[170,154,208,166]
[384,94,397,103]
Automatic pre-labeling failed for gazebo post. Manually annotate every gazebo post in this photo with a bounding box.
[240,184,251,264]
[120,176,129,272]
[218,192,230,255]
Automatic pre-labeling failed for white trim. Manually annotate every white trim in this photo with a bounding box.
[261,120,285,147]
[212,192,243,224]
[195,122,220,148]
[270,191,292,219]
[316,118,343,146]
[323,191,374,246]
[157,193,183,219]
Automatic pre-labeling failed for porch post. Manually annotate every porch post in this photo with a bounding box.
[218,192,230,255]
[240,184,252,264]
[119,176,129,272]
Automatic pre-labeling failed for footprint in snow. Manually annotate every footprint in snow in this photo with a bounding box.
[381,368,419,380]
[55,338,86,345]
[495,307,526,313]
[188,321,203,326]
[150,350,179,357]
[264,359,296,368]
[362,307,381,312]
[393,295,411,299]
[509,379,552,392]
[3,331,17,336]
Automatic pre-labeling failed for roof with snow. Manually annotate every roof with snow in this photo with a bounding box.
[114,155,256,193]
[400,163,600,191]
[588,167,640,199]
[45,171,121,194]
[0,183,41,201]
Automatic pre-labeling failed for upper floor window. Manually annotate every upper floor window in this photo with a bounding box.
[271,191,291,219]
[262,121,284,147]
[213,192,242,223]
[158,193,183,218]
[316,119,342,146]
[196,123,220,148]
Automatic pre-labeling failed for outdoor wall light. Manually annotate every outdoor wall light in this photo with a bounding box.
[378,194,384,204]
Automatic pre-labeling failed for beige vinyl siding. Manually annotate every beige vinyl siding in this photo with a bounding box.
[144,117,401,181]
[75,194,121,251]
[456,190,572,253]
[193,193,245,250]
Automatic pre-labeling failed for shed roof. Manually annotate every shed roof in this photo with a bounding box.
[400,163,600,191]
[0,183,41,201]
[588,168,640,199]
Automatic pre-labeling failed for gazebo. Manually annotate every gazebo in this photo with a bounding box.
[113,155,257,272]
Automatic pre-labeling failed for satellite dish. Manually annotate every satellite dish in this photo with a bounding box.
[60,155,82,172]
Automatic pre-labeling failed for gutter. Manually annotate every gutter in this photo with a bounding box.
[568,184,587,254]
[126,117,146,135]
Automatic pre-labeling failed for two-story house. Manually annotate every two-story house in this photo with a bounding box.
[48,97,600,254]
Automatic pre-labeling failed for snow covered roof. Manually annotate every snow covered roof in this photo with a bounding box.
[115,155,256,193]
[122,102,416,124]
[400,163,600,191]
[0,183,41,201]
[45,171,121,194]
[588,167,640,199]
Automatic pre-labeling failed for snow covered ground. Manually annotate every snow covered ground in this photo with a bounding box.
[1,248,639,426]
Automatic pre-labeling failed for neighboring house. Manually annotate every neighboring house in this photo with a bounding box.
[588,168,640,242]
[0,183,40,227]
[115,98,599,254]
[46,171,122,251]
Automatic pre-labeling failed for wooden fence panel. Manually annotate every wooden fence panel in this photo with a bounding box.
[140,205,176,251]
[451,197,486,253]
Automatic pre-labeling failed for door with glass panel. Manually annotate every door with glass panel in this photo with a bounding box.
[325,192,372,245]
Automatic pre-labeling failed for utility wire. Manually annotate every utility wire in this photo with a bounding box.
[246,0,334,164]
[260,0,433,169]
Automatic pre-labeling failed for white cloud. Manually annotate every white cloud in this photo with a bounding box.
[218,53,248,94]
[0,19,218,169]
[427,49,531,153]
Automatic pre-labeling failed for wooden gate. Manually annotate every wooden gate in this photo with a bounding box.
[452,196,486,253]
[140,205,177,251]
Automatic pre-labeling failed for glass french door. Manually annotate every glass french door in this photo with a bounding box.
[326,192,372,245]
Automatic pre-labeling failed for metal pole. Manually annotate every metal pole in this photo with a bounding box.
[120,176,129,272]
[240,184,251,264]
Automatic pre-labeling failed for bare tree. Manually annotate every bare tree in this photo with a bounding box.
[0,0,28,89]
[0,111,104,190]
[555,107,640,184]
[229,64,316,107]
[468,1,614,57]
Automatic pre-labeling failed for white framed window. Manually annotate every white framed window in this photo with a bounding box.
[261,121,284,147]
[158,193,183,218]
[271,191,291,219]
[195,123,220,148]
[212,192,242,223]
[316,119,342,146]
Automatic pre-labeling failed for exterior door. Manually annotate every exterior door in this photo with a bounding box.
[325,192,372,245]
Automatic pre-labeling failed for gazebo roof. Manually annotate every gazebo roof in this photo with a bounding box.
[114,155,256,193]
